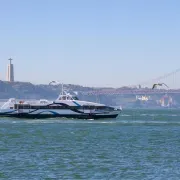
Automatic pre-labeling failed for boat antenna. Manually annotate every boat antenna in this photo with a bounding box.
[49,80,63,98]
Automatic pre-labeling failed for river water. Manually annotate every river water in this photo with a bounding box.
[0,109,180,179]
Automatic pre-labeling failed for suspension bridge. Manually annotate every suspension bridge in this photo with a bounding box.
[81,68,180,95]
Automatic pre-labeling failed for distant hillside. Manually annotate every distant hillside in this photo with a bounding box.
[0,81,122,105]
[1,81,180,107]
[0,81,94,99]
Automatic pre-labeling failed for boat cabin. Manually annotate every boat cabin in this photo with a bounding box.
[57,94,79,101]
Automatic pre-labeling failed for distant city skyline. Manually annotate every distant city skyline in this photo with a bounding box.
[0,0,180,88]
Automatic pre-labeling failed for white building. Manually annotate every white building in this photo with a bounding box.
[6,58,14,82]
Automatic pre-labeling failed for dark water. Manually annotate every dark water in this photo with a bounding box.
[0,109,180,180]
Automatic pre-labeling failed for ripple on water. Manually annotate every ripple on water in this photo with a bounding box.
[0,109,180,179]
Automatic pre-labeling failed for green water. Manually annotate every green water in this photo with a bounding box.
[0,109,180,179]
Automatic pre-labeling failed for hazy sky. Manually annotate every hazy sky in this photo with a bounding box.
[0,0,180,87]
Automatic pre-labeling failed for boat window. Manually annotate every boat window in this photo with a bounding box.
[62,96,66,100]
[73,96,79,100]
[67,96,71,100]
[83,105,95,110]
[104,106,114,111]
[15,104,30,109]
[40,100,48,104]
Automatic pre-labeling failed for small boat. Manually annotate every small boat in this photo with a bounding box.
[0,90,122,119]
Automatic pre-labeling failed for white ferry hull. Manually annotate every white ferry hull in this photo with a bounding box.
[0,109,120,119]
[0,94,122,119]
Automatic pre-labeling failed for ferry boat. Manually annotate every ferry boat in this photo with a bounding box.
[0,91,122,119]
